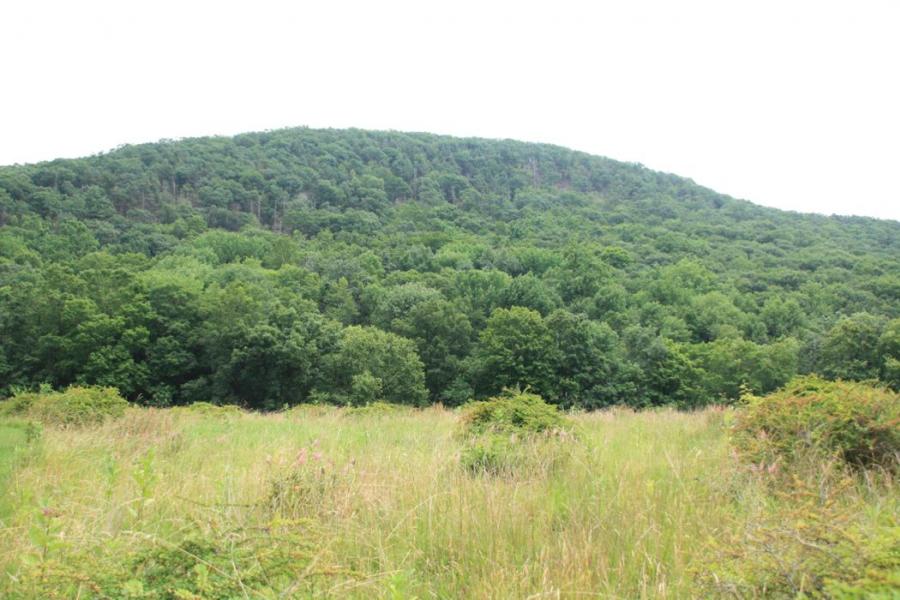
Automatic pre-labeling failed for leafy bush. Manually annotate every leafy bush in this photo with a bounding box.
[732,376,900,470]
[458,389,573,476]
[459,388,567,437]
[0,386,128,427]
[702,474,900,598]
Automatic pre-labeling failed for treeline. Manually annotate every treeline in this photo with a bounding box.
[0,128,898,409]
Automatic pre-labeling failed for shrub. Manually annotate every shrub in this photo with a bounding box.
[0,386,128,427]
[459,388,567,437]
[701,474,900,598]
[732,376,900,470]
[458,389,573,476]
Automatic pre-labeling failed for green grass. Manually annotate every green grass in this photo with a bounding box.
[0,406,894,598]
[0,424,27,479]
[0,423,31,516]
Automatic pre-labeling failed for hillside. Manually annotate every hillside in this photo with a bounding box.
[1,128,898,408]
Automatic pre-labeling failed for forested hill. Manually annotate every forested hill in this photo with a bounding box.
[1,128,898,409]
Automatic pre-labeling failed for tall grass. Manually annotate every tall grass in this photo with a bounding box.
[0,406,894,598]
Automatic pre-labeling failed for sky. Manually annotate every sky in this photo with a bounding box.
[2,0,898,220]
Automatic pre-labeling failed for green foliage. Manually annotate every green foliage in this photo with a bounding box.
[323,326,427,406]
[459,389,567,437]
[732,376,900,470]
[471,307,557,399]
[690,336,800,401]
[820,312,887,381]
[348,371,383,406]
[458,389,573,476]
[879,318,900,390]
[0,386,128,427]
[627,332,704,408]
[1,127,899,410]
[702,474,900,599]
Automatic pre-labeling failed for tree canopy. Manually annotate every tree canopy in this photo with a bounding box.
[1,127,898,408]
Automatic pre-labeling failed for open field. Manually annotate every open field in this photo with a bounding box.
[0,406,896,598]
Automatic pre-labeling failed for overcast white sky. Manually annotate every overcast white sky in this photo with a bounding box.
[2,0,898,220]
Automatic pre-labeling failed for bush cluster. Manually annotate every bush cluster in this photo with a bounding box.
[458,389,573,475]
[0,386,128,427]
[732,376,900,470]
[702,475,900,598]
[459,389,567,437]
[706,377,900,597]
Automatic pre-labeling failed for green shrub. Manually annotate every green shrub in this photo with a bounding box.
[458,389,573,476]
[459,388,567,437]
[701,475,900,598]
[121,534,316,598]
[0,386,128,427]
[732,376,900,470]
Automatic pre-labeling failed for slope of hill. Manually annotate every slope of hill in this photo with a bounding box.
[1,128,898,408]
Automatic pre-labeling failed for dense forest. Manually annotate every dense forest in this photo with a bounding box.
[1,128,898,409]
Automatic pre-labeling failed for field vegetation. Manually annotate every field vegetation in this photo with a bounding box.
[0,383,896,598]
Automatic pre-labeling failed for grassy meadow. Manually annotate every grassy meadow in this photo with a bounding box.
[0,405,896,598]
